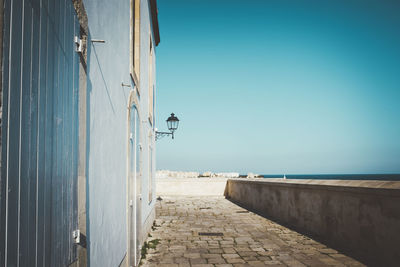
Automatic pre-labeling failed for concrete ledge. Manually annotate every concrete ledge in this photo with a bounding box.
[156,178,228,196]
[224,178,400,267]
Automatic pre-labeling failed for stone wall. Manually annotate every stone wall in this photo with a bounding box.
[156,177,229,196]
[224,178,400,266]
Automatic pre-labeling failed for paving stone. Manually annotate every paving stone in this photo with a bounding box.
[208,257,228,264]
[183,253,200,259]
[247,261,266,266]
[242,256,258,261]
[264,259,285,265]
[141,196,365,267]
[190,258,207,265]
[174,257,190,264]
[238,251,258,257]
[257,256,272,261]
[201,253,220,259]
[222,253,241,259]
[159,257,175,264]
[283,259,307,267]
[209,248,224,254]
[235,246,252,252]
[226,257,246,264]
[223,248,236,254]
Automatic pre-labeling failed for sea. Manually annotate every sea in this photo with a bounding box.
[259,174,400,181]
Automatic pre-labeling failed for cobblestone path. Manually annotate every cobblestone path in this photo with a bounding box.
[141,196,364,267]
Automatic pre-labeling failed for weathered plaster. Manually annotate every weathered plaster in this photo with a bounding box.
[82,0,131,265]
[138,0,156,227]
[77,0,158,265]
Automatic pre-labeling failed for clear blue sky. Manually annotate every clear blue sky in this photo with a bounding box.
[155,0,400,174]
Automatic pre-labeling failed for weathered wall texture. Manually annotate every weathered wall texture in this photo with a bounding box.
[139,0,157,228]
[82,0,131,266]
[82,0,157,265]
[157,178,228,196]
[224,179,400,267]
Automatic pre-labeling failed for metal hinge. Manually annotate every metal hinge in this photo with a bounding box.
[73,229,87,248]
[74,36,83,53]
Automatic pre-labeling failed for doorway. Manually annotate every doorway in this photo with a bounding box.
[128,104,141,266]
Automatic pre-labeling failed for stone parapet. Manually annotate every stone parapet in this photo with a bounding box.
[156,177,229,196]
[224,178,400,267]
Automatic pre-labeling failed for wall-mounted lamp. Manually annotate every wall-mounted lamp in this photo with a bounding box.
[156,113,179,141]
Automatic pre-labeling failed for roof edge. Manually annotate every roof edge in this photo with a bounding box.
[150,0,160,46]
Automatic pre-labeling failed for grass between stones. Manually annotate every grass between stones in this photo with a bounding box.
[139,221,161,266]
[139,239,161,266]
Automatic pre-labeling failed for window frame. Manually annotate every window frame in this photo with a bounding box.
[130,0,140,90]
[148,33,154,125]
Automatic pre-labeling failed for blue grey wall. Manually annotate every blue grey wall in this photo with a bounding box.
[83,0,131,266]
[138,0,157,228]
[82,0,157,265]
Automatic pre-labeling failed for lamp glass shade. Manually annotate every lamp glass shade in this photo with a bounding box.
[166,113,179,131]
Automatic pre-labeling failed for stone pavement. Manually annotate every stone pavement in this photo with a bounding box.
[141,196,364,267]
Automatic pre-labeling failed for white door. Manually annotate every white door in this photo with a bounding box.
[135,108,142,265]
[128,106,141,266]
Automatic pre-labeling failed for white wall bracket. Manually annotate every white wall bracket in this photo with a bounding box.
[73,229,81,244]
[73,229,87,248]
[74,36,83,53]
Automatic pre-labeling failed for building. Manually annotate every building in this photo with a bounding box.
[0,0,159,266]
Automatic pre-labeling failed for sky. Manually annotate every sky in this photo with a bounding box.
[155,0,400,174]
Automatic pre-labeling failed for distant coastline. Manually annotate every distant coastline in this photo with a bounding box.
[261,174,400,181]
[157,170,400,181]
[156,170,262,179]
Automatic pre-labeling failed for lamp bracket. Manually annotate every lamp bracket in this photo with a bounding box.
[155,131,174,141]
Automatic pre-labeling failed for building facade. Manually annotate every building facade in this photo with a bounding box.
[0,0,159,266]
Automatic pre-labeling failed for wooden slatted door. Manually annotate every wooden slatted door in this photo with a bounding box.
[1,0,80,266]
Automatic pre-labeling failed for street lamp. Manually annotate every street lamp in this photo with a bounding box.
[156,113,180,140]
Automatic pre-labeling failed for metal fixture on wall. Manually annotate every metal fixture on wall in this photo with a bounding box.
[121,82,131,88]
[156,113,179,141]
[91,39,106,43]
[74,36,83,53]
